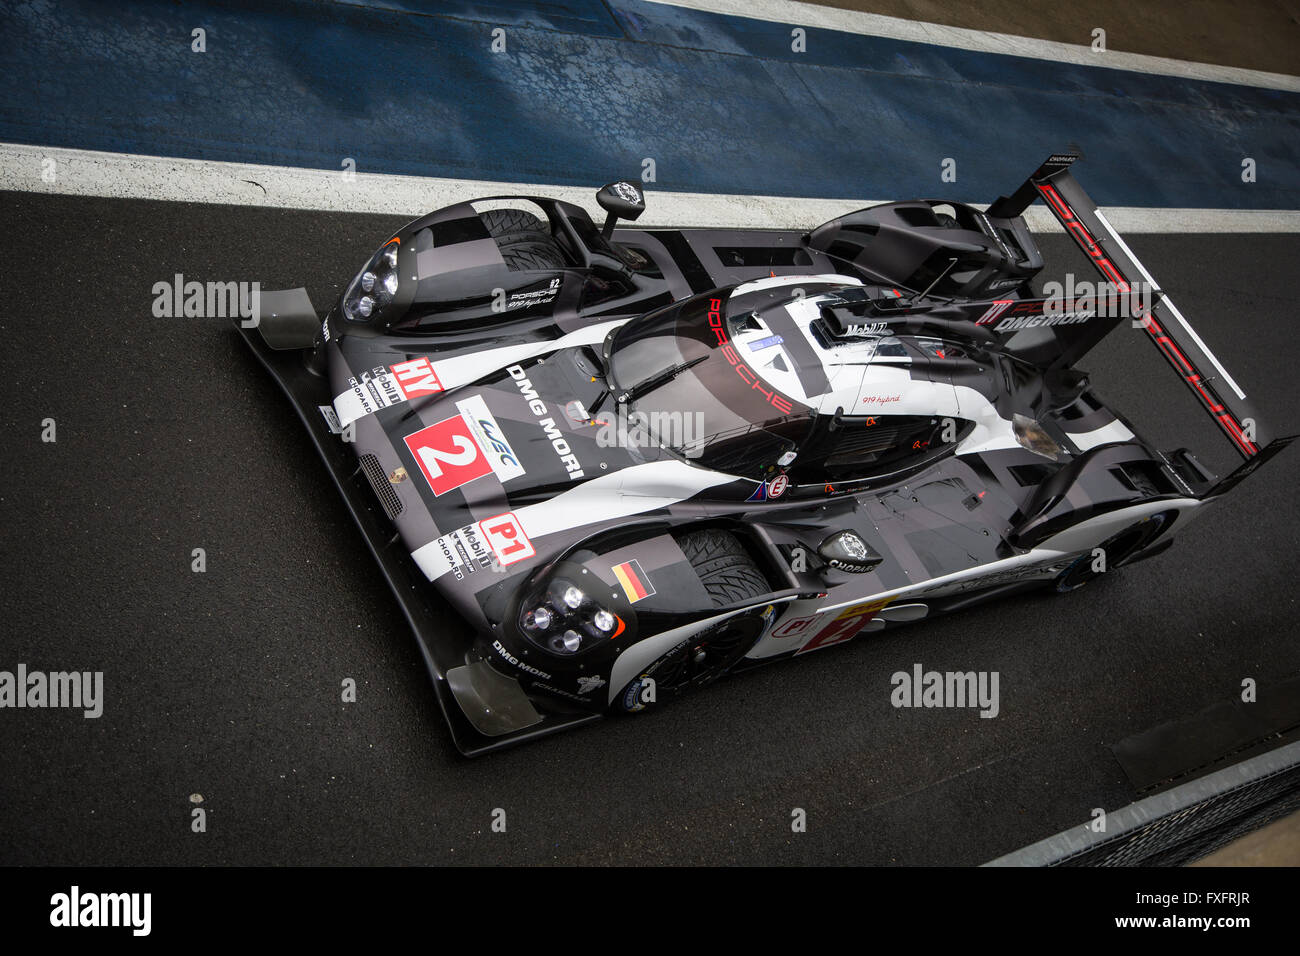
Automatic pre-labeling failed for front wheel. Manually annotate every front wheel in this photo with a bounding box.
[616,614,765,714]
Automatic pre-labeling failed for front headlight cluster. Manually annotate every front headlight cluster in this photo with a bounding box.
[342,238,400,322]
[519,577,626,655]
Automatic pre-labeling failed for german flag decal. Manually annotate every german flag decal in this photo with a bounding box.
[612,559,656,603]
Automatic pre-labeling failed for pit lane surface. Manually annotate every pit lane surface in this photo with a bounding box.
[1,191,1297,865]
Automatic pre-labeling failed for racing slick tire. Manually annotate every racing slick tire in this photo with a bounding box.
[1053,511,1172,593]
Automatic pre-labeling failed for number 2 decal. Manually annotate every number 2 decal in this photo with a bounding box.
[415,434,478,478]
[404,416,492,496]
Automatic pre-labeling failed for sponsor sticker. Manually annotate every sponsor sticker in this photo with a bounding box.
[449,524,492,578]
[455,394,526,483]
[612,559,655,603]
[480,512,535,566]
[794,598,893,655]
[417,523,495,581]
[391,357,443,398]
[746,475,789,502]
[576,675,607,695]
[333,357,444,426]
[404,415,492,496]
[770,613,818,639]
[318,404,343,434]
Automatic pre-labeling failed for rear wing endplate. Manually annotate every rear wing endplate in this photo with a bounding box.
[989,153,1277,462]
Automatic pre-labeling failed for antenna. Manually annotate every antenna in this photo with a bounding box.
[914,257,958,302]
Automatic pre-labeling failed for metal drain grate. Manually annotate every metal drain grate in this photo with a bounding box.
[358,453,404,520]
[985,739,1300,866]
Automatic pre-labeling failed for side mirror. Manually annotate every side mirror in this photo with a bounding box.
[596,181,646,239]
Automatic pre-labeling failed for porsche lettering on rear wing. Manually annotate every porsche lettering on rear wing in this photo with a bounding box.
[987,152,1292,481]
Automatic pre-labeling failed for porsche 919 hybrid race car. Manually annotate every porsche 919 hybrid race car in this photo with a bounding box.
[238,153,1291,755]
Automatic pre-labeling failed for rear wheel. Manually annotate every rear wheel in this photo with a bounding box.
[478,209,568,271]
[499,240,566,272]
[479,208,548,237]
[1054,512,1171,593]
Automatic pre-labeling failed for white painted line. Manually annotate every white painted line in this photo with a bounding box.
[4,143,1299,233]
[646,0,1300,92]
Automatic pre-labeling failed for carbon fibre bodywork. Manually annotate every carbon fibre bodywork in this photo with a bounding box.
[237,156,1290,754]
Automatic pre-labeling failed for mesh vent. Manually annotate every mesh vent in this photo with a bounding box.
[359,453,403,520]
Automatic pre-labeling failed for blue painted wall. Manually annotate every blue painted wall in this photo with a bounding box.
[2,0,1296,208]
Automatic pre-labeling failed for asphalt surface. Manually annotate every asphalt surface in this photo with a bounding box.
[1,191,1297,865]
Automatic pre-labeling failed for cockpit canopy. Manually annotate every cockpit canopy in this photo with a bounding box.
[605,286,973,485]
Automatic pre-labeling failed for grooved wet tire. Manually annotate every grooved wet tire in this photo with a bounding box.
[479,208,548,237]
[477,209,567,271]
[499,240,566,272]
[676,529,769,607]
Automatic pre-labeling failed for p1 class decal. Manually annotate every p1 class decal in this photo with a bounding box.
[479,512,535,566]
[404,415,491,497]
[794,598,893,655]
[612,559,656,603]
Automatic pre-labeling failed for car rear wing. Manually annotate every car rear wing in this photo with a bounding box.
[988,152,1282,466]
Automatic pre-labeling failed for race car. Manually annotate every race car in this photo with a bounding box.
[237,153,1291,755]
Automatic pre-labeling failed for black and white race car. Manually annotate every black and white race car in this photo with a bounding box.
[238,153,1291,755]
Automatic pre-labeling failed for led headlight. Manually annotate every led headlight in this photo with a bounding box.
[343,238,401,323]
[518,576,627,656]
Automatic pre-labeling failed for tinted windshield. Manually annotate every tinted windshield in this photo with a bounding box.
[607,292,812,477]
